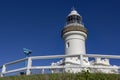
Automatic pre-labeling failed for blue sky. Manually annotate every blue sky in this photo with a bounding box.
[0,0,120,67]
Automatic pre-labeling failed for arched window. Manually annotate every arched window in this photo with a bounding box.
[66,42,70,48]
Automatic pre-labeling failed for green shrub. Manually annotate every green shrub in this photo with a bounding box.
[0,73,119,80]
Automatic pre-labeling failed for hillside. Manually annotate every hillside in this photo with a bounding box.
[0,72,120,80]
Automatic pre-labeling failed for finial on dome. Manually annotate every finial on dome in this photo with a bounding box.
[68,8,80,16]
[71,7,75,11]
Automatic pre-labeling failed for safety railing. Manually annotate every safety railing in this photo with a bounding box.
[0,54,120,77]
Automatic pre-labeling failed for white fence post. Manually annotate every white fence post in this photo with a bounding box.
[80,54,83,67]
[26,57,32,75]
[1,65,6,77]
[41,68,45,74]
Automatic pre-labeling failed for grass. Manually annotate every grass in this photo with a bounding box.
[0,72,120,80]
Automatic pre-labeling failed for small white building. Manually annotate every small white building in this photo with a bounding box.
[51,9,118,73]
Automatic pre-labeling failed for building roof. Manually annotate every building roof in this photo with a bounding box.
[68,9,80,16]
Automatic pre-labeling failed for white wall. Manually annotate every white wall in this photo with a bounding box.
[63,31,87,55]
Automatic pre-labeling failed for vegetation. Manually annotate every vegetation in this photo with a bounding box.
[0,72,120,80]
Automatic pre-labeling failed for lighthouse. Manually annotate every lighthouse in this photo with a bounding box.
[51,9,118,73]
[61,9,90,72]
[51,9,90,73]
[62,9,87,56]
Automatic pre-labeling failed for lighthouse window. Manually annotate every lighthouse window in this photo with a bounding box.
[67,15,81,24]
[66,42,70,48]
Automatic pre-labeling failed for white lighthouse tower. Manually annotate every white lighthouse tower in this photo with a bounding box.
[51,9,118,73]
[62,9,87,56]
[61,9,90,73]
[51,9,90,73]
